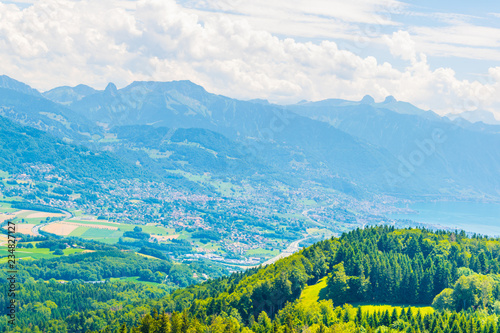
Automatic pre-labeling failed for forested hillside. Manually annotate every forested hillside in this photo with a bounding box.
[4,226,500,332]
[0,115,140,181]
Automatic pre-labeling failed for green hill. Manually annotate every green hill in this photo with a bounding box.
[4,226,500,332]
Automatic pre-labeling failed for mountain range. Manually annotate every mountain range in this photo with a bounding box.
[1,75,499,199]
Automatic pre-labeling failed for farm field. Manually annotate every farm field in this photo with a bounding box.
[43,222,80,236]
[10,223,37,236]
[41,219,178,243]
[0,202,66,231]
[0,204,67,236]
[0,246,85,263]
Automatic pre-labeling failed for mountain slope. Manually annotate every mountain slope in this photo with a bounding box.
[109,125,275,180]
[290,102,500,197]
[0,75,42,97]
[8,76,500,198]
[0,115,140,181]
[0,87,101,142]
[69,81,416,195]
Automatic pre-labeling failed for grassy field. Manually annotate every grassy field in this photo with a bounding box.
[0,247,85,263]
[298,276,329,307]
[298,277,434,316]
[0,202,64,227]
[96,238,122,244]
[68,226,90,237]
[357,304,434,316]
[0,202,19,213]
[42,219,177,243]
[67,220,174,235]
[14,218,46,225]
[80,227,116,238]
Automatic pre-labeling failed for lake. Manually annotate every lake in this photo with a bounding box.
[388,201,500,237]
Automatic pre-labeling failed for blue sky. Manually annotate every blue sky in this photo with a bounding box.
[0,0,499,118]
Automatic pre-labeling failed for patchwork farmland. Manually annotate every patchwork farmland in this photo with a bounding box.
[41,219,177,243]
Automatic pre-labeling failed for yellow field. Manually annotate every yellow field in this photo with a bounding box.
[0,213,15,222]
[358,304,434,316]
[0,209,31,222]
[1,209,63,221]
[298,277,434,318]
[42,222,79,236]
[7,224,36,236]
[299,276,328,307]
[63,222,118,230]
[42,221,119,236]
[26,212,65,218]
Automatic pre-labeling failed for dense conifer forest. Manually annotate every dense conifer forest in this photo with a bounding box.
[3,226,500,332]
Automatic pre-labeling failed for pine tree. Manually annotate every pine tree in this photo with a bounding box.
[406,307,413,321]
[380,310,390,327]
[390,308,398,324]
[157,313,171,333]
[317,323,327,333]
[450,320,463,333]
[119,323,128,333]
[355,307,363,325]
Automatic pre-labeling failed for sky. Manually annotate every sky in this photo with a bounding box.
[0,0,499,118]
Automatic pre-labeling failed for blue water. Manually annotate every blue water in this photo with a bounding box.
[388,201,500,237]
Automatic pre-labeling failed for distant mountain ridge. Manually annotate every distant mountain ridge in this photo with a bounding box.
[0,75,43,97]
[1,74,500,199]
[295,102,500,195]
[43,84,98,105]
[446,109,500,125]
[296,94,441,120]
[0,87,100,141]
[66,80,410,194]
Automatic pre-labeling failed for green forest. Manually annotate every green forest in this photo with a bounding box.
[3,226,500,332]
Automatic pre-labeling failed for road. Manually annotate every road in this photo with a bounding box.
[31,209,73,236]
[259,237,306,266]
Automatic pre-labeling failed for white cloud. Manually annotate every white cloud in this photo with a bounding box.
[383,30,417,63]
[0,0,499,120]
[180,0,406,45]
[187,0,405,25]
[412,23,500,48]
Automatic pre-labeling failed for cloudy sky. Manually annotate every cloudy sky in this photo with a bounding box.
[1,0,499,117]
